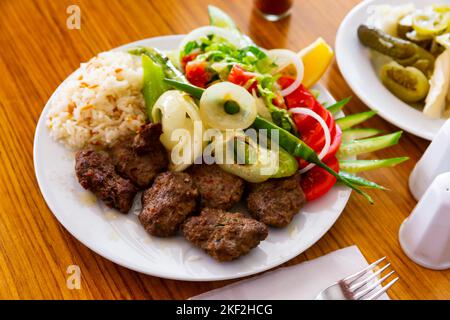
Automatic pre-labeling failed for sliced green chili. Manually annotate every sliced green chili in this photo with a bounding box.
[164,78,375,203]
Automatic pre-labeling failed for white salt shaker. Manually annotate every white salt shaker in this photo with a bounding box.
[399,172,450,270]
[409,119,450,201]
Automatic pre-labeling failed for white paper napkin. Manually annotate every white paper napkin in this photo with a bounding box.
[191,246,389,300]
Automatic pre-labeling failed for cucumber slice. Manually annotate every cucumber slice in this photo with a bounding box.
[337,131,402,157]
[339,157,409,173]
[339,172,387,190]
[327,96,351,115]
[335,110,377,130]
[342,128,384,142]
[208,5,237,30]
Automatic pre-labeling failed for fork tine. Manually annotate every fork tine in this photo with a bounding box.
[343,257,386,285]
[363,277,399,300]
[350,263,391,292]
[354,270,395,300]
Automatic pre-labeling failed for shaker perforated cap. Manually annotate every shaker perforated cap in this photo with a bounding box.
[400,172,450,270]
[409,119,450,201]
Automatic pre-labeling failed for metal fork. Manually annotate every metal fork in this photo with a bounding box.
[315,257,399,300]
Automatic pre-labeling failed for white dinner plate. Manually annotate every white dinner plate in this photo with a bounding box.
[336,0,449,141]
[34,35,351,281]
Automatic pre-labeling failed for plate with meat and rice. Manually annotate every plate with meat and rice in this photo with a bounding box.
[34,6,407,280]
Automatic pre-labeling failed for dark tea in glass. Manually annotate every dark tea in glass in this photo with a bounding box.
[255,0,293,21]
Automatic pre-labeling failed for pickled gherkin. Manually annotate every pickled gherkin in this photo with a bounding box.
[380,61,430,102]
[358,25,435,77]
[397,14,414,39]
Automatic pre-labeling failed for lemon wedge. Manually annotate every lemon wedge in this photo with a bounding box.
[298,37,334,88]
[208,5,237,30]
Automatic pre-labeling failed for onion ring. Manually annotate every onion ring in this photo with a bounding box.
[289,107,331,174]
[152,90,205,171]
[268,49,304,97]
[200,82,257,130]
[179,26,243,58]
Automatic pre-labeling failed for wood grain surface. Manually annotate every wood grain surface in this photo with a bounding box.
[0,0,448,300]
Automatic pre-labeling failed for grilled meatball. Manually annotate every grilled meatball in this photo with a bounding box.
[139,172,198,237]
[132,122,163,155]
[182,208,268,262]
[187,164,245,210]
[110,123,168,188]
[75,149,137,213]
[247,172,306,228]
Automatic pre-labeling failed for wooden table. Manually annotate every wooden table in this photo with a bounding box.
[0,0,448,300]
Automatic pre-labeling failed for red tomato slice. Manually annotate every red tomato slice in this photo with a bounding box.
[181,52,199,70]
[280,77,327,133]
[299,109,333,152]
[323,124,342,162]
[228,65,258,92]
[279,75,343,168]
[297,109,338,169]
[300,156,339,202]
[278,76,293,91]
[280,78,316,110]
[185,60,211,88]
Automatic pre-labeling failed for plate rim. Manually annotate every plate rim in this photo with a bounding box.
[33,35,351,281]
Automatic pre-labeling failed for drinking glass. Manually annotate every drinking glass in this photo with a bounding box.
[254,0,293,21]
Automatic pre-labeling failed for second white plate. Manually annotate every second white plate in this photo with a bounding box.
[336,0,449,141]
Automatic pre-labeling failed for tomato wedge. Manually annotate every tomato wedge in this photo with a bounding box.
[185,60,211,88]
[297,109,336,169]
[181,52,199,70]
[298,108,333,152]
[228,65,258,92]
[279,77,315,109]
[300,156,339,202]
[279,75,343,172]
[323,124,342,162]
[280,77,327,132]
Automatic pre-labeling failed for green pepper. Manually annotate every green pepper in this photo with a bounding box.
[142,55,168,120]
[164,78,374,202]
[232,133,298,178]
[130,47,187,82]
[339,172,387,190]
[164,78,204,99]
[272,147,299,178]
[251,117,373,202]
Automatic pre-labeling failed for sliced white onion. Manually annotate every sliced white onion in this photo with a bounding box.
[152,91,205,171]
[289,107,331,174]
[200,82,257,130]
[268,49,304,97]
[179,26,242,56]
